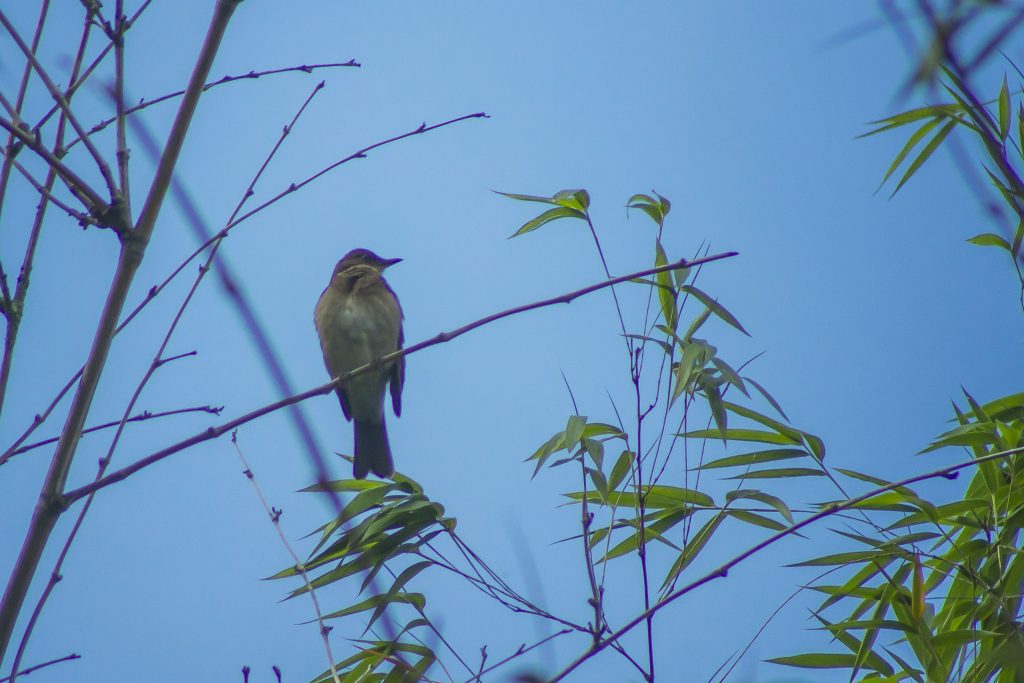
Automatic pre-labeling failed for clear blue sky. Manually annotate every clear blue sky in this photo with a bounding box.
[1,2,1021,682]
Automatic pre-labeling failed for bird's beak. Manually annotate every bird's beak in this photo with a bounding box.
[383,257,402,268]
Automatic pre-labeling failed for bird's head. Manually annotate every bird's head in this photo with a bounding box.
[337,248,402,271]
[331,248,402,283]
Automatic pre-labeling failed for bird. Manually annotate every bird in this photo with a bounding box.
[314,248,405,479]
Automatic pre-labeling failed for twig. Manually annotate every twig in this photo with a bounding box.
[457,630,571,683]
[232,432,341,683]
[0,653,80,682]
[546,444,1024,682]
[62,252,738,505]
[0,0,51,305]
[0,116,109,219]
[0,8,118,199]
[67,62,360,152]
[1,405,222,462]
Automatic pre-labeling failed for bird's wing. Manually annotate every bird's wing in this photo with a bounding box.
[390,321,405,417]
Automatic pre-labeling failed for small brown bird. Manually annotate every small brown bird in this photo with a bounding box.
[314,248,405,479]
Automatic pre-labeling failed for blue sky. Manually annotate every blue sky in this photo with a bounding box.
[1,2,1022,682]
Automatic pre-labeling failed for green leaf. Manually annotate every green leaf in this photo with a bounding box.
[891,118,958,196]
[661,512,726,588]
[680,428,800,445]
[508,206,586,237]
[767,653,858,669]
[493,190,558,205]
[704,379,728,440]
[698,448,809,470]
[743,375,789,420]
[565,415,587,447]
[680,285,749,335]
[553,188,590,211]
[967,232,1012,250]
[720,400,803,443]
[321,592,425,621]
[682,307,712,343]
[726,489,795,524]
[789,550,892,567]
[582,437,604,470]
[626,191,668,226]
[877,116,943,190]
[999,76,1011,140]
[654,239,676,328]
[608,450,635,491]
[711,357,748,396]
[862,103,960,137]
[727,509,787,531]
[725,467,824,480]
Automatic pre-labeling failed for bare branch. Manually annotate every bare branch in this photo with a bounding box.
[0,0,243,664]
[0,117,110,220]
[1,406,222,462]
[232,432,341,683]
[0,653,80,682]
[67,62,359,152]
[0,9,119,199]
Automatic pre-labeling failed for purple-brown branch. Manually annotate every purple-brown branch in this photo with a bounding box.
[62,252,737,506]
[546,443,1024,682]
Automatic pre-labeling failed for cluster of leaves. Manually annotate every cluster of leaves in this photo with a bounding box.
[775,391,1024,680]
[776,56,1024,681]
[507,188,825,600]
[271,464,452,682]
[865,66,1024,300]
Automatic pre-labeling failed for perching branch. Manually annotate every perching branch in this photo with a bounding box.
[62,252,738,506]
[0,110,487,468]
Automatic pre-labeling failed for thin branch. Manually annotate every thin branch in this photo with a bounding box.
[1,405,222,462]
[0,653,80,682]
[62,252,738,505]
[0,116,109,219]
[546,444,1024,682]
[458,630,571,683]
[67,62,359,152]
[0,0,52,305]
[3,157,96,226]
[226,112,489,231]
[0,8,118,199]
[30,0,154,134]
[232,432,341,683]
[112,0,130,213]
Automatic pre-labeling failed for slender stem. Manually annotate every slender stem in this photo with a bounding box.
[0,653,79,682]
[113,0,130,213]
[0,0,51,304]
[2,406,220,461]
[232,433,341,683]
[66,62,359,152]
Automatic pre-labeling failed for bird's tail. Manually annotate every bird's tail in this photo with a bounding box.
[353,418,394,479]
